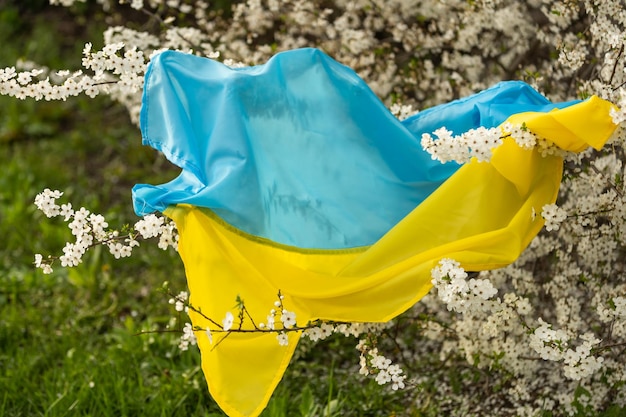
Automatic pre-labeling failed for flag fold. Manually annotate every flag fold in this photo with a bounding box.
[132,48,617,417]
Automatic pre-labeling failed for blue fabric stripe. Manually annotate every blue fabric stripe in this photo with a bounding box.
[132,48,578,249]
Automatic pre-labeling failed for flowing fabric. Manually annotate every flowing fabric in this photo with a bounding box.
[132,48,617,417]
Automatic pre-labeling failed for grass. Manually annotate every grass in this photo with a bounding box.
[0,3,409,416]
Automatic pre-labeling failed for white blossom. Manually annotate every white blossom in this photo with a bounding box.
[541,203,567,232]
[280,309,297,329]
[178,322,197,351]
[276,332,289,346]
[222,312,234,332]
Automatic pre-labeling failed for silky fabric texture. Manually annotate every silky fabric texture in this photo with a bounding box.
[131,49,618,417]
[132,48,578,249]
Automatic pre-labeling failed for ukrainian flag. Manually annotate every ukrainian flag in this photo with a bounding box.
[132,49,617,417]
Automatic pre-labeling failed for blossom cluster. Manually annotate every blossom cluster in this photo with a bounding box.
[431,258,499,314]
[357,339,407,391]
[422,254,625,414]
[541,203,568,232]
[258,294,297,346]
[168,290,189,313]
[421,126,504,164]
[33,189,177,274]
[420,122,567,165]
[528,321,605,380]
[179,322,197,351]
